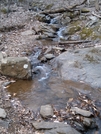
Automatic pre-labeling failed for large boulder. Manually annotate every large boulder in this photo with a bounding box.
[0,54,32,79]
[54,47,101,88]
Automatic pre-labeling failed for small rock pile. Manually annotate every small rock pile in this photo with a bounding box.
[33,93,100,134]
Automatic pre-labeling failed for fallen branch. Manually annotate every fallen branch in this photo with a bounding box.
[40,0,87,14]
[92,11,101,19]
[59,40,91,45]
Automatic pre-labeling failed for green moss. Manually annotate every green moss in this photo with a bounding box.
[1,8,7,14]
[67,21,82,35]
[73,61,82,68]
[45,4,53,10]
[80,27,93,39]
[84,54,98,63]
[90,48,99,53]
[68,26,81,35]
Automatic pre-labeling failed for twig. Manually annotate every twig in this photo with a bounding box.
[59,40,91,45]
[92,11,101,19]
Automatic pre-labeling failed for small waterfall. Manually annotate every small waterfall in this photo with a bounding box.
[34,65,51,81]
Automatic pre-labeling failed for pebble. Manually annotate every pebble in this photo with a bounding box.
[40,105,53,118]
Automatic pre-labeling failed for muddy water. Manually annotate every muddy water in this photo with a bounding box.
[7,65,101,112]
[7,73,77,111]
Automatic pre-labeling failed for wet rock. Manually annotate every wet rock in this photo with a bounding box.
[71,107,93,117]
[0,56,32,79]
[40,105,53,118]
[0,108,7,118]
[32,121,81,134]
[21,30,35,36]
[54,47,101,88]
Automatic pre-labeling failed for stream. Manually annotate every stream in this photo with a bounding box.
[3,4,101,133]
[6,40,101,134]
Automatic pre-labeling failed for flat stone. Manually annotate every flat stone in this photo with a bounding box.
[71,107,93,117]
[0,108,7,118]
[32,121,81,134]
[21,30,35,36]
[45,127,81,134]
[40,105,53,118]
[0,57,32,79]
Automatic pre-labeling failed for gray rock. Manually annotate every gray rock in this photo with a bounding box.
[74,122,85,131]
[71,107,93,117]
[32,121,81,134]
[40,105,53,118]
[21,30,35,36]
[45,54,55,60]
[36,13,51,22]
[45,127,80,134]
[0,56,32,79]
[54,47,101,88]
[51,14,71,25]
[0,119,9,128]
[0,108,7,118]
[83,117,96,128]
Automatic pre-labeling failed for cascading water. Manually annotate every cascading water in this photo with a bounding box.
[34,65,51,81]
